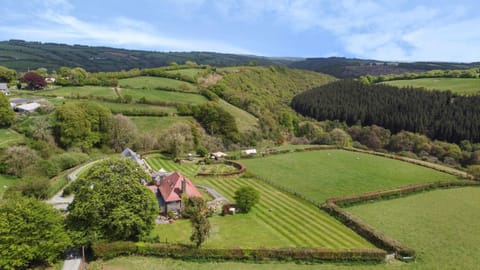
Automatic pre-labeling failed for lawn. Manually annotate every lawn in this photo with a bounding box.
[35,86,118,99]
[0,174,17,198]
[383,78,480,95]
[119,76,196,92]
[130,116,195,133]
[348,187,480,270]
[217,99,258,132]
[146,155,374,249]
[0,129,25,148]
[119,88,207,104]
[241,150,457,202]
[197,163,238,175]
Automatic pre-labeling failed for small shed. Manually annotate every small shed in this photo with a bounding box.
[211,151,228,159]
[242,149,257,155]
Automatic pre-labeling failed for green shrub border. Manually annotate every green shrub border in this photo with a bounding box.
[92,241,386,263]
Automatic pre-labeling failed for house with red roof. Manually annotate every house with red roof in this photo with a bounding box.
[149,171,202,214]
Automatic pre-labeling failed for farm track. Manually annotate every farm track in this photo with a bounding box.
[146,156,372,249]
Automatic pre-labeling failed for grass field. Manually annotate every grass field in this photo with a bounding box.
[119,76,196,92]
[130,116,195,133]
[217,100,258,132]
[35,86,119,99]
[348,187,480,270]
[384,78,480,95]
[82,101,177,115]
[241,150,457,202]
[0,174,17,198]
[0,129,25,148]
[165,68,205,80]
[146,155,374,249]
[119,88,207,104]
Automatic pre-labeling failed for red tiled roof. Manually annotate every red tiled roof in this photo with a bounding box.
[158,172,202,202]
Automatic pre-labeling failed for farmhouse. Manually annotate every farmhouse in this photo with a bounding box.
[0,83,10,95]
[149,172,202,214]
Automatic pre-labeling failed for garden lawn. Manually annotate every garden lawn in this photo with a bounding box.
[241,150,457,203]
[146,155,374,249]
[36,86,118,99]
[383,78,480,95]
[0,129,25,148]
[119,76,196,92]
[119,88,207,104]
[0,174,17,198]
[130,116,195,133]
[348,187,480,270]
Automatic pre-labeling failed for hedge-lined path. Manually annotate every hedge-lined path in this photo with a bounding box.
[146,155,374,249]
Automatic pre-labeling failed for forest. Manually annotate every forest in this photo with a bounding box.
[292,80,480,143]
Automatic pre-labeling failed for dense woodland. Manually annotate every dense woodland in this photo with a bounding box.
[292,80,480,143]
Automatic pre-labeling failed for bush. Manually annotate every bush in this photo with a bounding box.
[50,152,89,171]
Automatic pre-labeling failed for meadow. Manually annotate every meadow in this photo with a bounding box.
[34,86,118,99]
[384,78,480,95]
[119,88,207,104]
[130,116,195,133]
[119,76,196,92]
[348,187,480,270]
[84,101,177,115]
[217,99,258,132]
[241,150,457,202]
[145,155,374,249]
[0,174,17,198]
[0,129,25,148]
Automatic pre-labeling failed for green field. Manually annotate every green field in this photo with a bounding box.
[119,88,207,104]
[241,150,457,202]
[82,101,177,115]
[348,187,480,270]
[217,100,258,132]
[384,78,480,95]
[165,68,205,80]
[0,174,17,198]
[119,76,196,92]
[130,116,195,133]
[34,86,119,99]
[146,155,374,249]
[0,129,25,148]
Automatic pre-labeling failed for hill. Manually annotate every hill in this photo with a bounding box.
[290,57,480,78]
[0,40,292,72]
[383,78,480,95]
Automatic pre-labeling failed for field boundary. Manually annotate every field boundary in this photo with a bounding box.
[196,160,246,177]
[92,241,386,263]
[321,180,480,261]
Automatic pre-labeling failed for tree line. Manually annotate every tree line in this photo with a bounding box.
[292,80,480,143]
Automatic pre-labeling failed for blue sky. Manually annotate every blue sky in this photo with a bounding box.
[1,0,479,62]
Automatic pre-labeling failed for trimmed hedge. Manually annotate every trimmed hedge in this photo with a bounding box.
[197,160,246,177]
[92,241,387,262]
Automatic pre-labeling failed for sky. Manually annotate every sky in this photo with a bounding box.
[0,0,479,62]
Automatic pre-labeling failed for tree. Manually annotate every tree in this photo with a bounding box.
[234,186,260,213]
[0,66,16,83]
[0,196,71,270]
[183,196,210,248]
[108,114,137,152]
[159,122,195,158]
[0,92,15,127]
[66,158,157,245]
[21,72,46,89]
[467,165,480,179]
[1,145,39,177]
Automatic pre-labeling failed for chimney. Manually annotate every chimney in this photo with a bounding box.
[181,178,186,194]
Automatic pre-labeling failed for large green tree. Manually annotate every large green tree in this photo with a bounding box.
[108,114,137,152]
[66,158,157,245]
[0,66,16,83]
[0,196,71,270]
[183,196,210,248]
[234,186,260,213]
[0,93,14,127]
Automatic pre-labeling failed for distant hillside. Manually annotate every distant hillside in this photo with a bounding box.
[290,57,480,78]
[0,40,292,72]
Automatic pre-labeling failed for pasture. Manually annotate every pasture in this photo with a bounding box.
[119,76,195,92]
[146,155,374,249]
[241,150,457,202]
[84,101,177,115]
[348,187,480,270]
[217,99,258,132]
[384,78,480,95]
[0,129,25,148]
[119,88,207,104]
[0,174,17,198]
[130,116,195,133]
[35,86,118,99]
